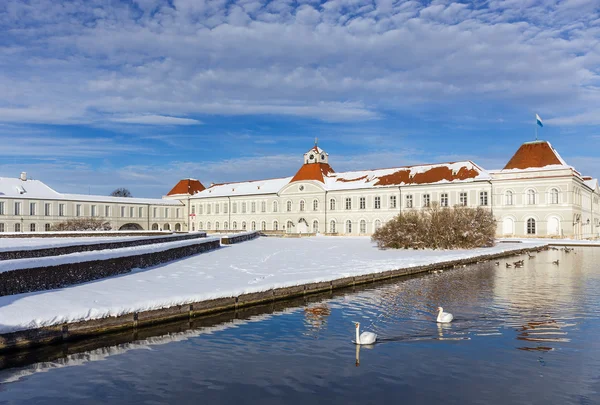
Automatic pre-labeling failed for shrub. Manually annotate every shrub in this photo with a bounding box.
[50,218,112,232]
[372,203,496,250]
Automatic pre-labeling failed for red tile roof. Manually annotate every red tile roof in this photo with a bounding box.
[290,163,335,183]
[503,141,566,170]
[373,164,482,186]
[167,179,205,196]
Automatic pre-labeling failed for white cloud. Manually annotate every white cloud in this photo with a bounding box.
[110,115,203,125]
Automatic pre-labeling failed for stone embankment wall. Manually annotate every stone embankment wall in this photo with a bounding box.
[0,231,175,239]
[221,231,259,244]
[0,232,207,260]
[0,244,543,353]
[0,239,220,297]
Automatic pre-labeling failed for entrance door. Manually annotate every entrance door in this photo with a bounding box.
[547,216,560,236]
[297,218,308,234]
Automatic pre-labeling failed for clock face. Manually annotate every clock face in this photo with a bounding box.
[299,185,305,191]
[309,154,314,160]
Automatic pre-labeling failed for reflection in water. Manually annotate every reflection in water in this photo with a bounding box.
[0,247,599,405]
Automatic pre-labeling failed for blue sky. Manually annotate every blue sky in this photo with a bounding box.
[1,0,599,197]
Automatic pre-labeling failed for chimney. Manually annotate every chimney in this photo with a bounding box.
[20,172,27,181]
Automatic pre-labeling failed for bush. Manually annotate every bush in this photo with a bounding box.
[372,203,496,250]
[50,218,112,232]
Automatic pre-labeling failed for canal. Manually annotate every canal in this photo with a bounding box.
[0,247,598,404]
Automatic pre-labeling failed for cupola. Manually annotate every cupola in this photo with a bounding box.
[303,139,329,164]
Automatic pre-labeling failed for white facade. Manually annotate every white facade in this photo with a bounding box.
[0,174,186,233]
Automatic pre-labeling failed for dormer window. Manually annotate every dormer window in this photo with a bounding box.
[321,154,325,160]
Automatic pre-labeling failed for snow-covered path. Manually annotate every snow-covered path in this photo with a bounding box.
[0,237,543,334]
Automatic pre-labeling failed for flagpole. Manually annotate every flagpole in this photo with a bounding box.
[535,114,538,141]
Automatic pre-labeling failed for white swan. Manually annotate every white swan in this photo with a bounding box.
[354,322,377,345]
[436,307,453,323]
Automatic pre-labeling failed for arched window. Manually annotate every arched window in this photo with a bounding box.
[261,221,266,231]
[164,223,171,231]
[206,222,211,230]
[299,200,305,212]
[215,221,220,230]
[242,221,247,230]
[527,189,536,205]
[360,220,366,234]
[346,220,352,234]
[329,220,336,233]
[224,221,229,230]
[152,223,159,230]
[330,198,336,211]
[313,199,319,211]
[251,221,256,231]
[374,219,382,231]
[30,223,36,232]
[175,223,181,231]
[273,201,278,212]
[233,221,238,230]
[273,220,279,231]
[14,223,21,232]
[550,188,559,204]
[312,220,319,233]
[286,201,292,212]
[505,190,513,206]
[527,218,536,235]
[286,220,294,233]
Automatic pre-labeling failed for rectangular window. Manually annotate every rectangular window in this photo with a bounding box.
[261,201,266,213]
[59,204,65,217]
[440,193,448,207]
[153,207,157,218]
[130,207,134,217]
[250,202,255,213]
[423,194,430,207]
[120,206,125,217]
[0,202,4,215]
[176,208,181,218]
[460,192,468,206]
[224,203,228,214]
[242,202,246,213]
[29,202,36,216]
[0,223,4,232]
[479,191,488,206]
[207,204,211,215]
[105,206,111,217]
[232,203,237,213]
[215,204,220,214]
[138,207,143,217]
[191,205,196,215]
[45,223,51,231]
[199,205,203,215]
[374,196,381,209]
[76,204,82,217]
[359,197,366,210]
[14,202,21,216]
[165,208,170,218]
[390,195,397,209]
[30,223,36,232]
[406,195,413,208]
[345,197,352,210]
[91,205,97,217]
[44,203,51,216]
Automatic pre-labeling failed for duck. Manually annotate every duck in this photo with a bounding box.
[436,307,454,323]
[353,322,377,345]
[527,252,535,259]
[495,262,500,266]
[506,263,512,268]
[552,260,559,265]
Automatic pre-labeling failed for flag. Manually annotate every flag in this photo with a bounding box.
[536,113,543,127]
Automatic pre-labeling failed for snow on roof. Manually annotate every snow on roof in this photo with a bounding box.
[191,176,293,199]
[584,178,599,191]
[0,176,181,205]
[502,141,568,170]
[325,161,489,190]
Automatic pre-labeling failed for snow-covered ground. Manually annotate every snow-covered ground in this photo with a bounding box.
[0,233,203,253]
[0,237,545,334]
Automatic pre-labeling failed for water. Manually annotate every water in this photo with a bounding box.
[1,247,599,404]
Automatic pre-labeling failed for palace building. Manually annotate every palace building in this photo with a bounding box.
[1,140,598,238]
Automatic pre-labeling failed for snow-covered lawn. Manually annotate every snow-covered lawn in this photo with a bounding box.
[0,237,544,334]
[0,233,201,253]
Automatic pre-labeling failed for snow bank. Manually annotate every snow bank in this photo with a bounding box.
[0,237,544,334]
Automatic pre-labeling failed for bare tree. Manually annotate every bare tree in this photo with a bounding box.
[110,188,132,197]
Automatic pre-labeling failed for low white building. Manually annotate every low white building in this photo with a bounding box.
[0,173,189,233]
[169,140,600,239]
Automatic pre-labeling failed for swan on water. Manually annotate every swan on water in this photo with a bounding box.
[353,322,377,345]
[437,307,454,323]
